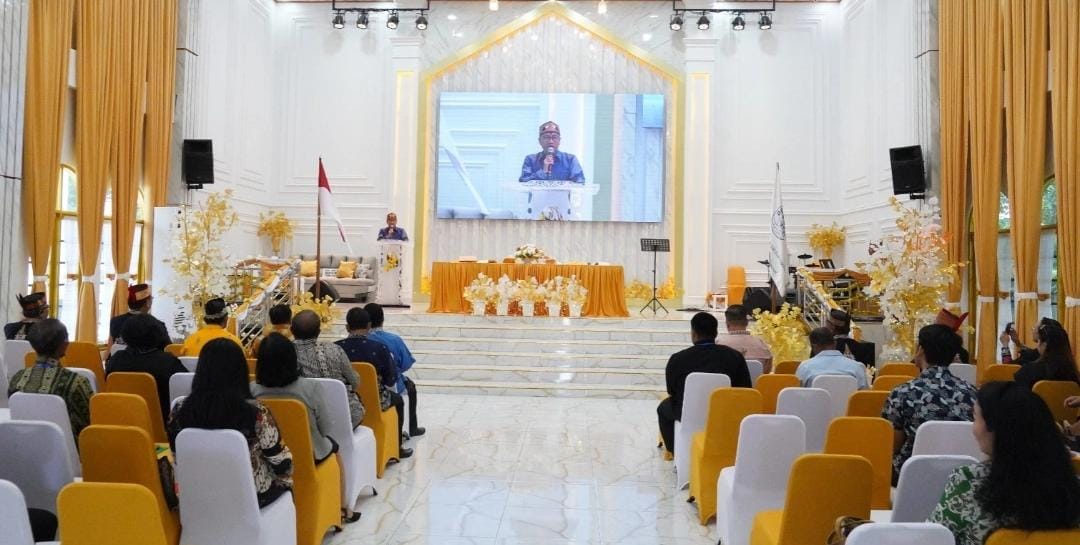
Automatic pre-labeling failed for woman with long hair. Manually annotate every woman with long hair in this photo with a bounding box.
[1014,323,1080,388]
[167,338,294,507]
[929,381,1080,544]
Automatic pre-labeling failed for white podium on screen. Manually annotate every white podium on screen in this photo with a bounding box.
[376,242,408,306]
[504,181,600,221]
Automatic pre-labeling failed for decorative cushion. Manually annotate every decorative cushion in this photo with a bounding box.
[357,264,372,280]
[336,260,359,279]
[300,260,318,277]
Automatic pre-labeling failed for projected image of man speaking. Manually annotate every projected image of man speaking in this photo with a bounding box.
[519,121,585,183]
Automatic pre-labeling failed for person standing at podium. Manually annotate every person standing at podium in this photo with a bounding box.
[377,212,409,241]
[519,121,585,183]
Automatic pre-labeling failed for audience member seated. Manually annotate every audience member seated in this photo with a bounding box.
[935,308,970,363]
[364,303,425,438]
[28,509,57,542]
[929,382,1080,545]
[1013,323,1080,389]
[826,309,875,368]
[715,305,773,373]
[107,283,171,353]
[795,327,869,389]
[4,291,48,340]
[167,338,294,508]
[335,308,408,444]
[180,297,242,356]
[1003,317,1063,365]
[291,311,365,424]
[1066,396,1080,450]
[656,312,752,456]
[7,318,93,440]
[251,303,293,356]
[883,324,977,478]
[105,313,188,421]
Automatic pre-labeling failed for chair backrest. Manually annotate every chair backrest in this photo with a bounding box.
[1032,380,1080,424]
[352,362,383,427]
[984,363,1021,383]
[873,375,913,391]
[168,372,195,403]
[810,374,860,418]
[891,454,979,523]
[164,344,183,356]
[774,454,873,545]
[3,340,33,379]
[60,341,106,388]
[730,414,806,496]
[175,428,267,542]
[105,372,167,442]
[68,367,98,392]
[776,387,832,452]
[309,377,356,460]
[8,392,81,476]
[727,266,747,304]
[246,358,257,376]
[178,356,198,372]
[0,363,7,409]
[682,372,732,430]
[0,479,36,545]
[846,390,890,418]
[984,529,1080,545]
[745,359,764,386]
[846,523,955,545]
[878,363,919,378]
[701,388,762,468]
[89,393,154,439]
[824,416,894,509]
[755,374,801,414]
[0,420,76,512]
[260,398,317,472]
[774,360,801,375]
[912,420,985,459]
[949,363,977,385]
[57,482,169,545]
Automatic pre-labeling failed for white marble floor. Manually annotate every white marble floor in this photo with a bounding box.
[328,394,715,545]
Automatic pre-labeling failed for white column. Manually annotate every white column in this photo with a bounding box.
[389,36,422,305]
[682,36,719,307]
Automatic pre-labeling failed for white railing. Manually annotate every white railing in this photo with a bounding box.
[232,258,301,352]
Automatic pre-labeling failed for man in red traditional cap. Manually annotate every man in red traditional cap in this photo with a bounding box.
[107,283,171,352]
[934,308,970,363]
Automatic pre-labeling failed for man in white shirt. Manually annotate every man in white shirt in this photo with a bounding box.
[796,327,869,389]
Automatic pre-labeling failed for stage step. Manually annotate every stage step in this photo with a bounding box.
[383,321,688,342]
[413,378,666,400]
[411,363,665,386]
[412,348,668,370]
[357,312,695,330]
[400,335,684,356]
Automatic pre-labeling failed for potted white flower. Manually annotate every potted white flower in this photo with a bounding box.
[565,275,588,317]
[494,275,514,316]
[463,273,496,316]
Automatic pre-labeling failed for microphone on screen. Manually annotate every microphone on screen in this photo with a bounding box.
[544,146,555,174]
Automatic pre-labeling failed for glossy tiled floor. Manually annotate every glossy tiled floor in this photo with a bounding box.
[328,394,715,545]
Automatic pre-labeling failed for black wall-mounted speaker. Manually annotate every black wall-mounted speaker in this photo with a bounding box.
[182,139,214,188]
[889,145,926,195]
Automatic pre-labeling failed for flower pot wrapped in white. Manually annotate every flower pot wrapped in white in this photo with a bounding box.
[463,273,496,317]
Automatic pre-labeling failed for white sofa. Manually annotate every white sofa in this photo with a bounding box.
[298,254,377,302]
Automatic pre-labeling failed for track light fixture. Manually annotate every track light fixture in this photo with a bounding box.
[386,11,399,29]
[732,14,745,31]
[329,0,429,31]
[697,13,710,30]
[416,13,428,30]
[489,0,499,11]
[332,12,345,29]
[669,13,683,31]
[357,12,368,29]
[598,0,607,15]
[667,0,775,32]
[759,12,772,30]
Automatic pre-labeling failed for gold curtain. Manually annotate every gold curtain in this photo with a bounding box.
[21,0,74,294]
[1004,0,1049,347]
[939,0,968,308]
[142,0,180,283]
[965,0,1004,373]
[1050,0,1080,351]
[75,1,118,342]
[109,0,150,317]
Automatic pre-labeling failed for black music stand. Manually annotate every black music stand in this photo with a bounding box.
[640,238,670,315]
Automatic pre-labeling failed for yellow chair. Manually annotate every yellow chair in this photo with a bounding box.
[23,341,106,387]
[823,417,893,509]
[57,482,169,545]
[727,266,747,308]
[878,362,919,378]
[872,375,912,392]
[105,372,168,443]
[689,388,762,525]
[983,363,1021,384]
[1033,380,1080,425]
[262,398,342,545]
[247,357,258,376]
[985,529,1080,545]
[750,454,873,545]
[90,393,155,440]
[352,362,400,478]
[756,374,801,414]
[78,425,179,544]
[1073,455,1080,475]
[845,390,890,418]
[773,360,801,375]
[164,344,184,356]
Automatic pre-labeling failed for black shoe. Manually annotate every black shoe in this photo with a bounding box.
[409,427,426,437]
[398,447,413,459]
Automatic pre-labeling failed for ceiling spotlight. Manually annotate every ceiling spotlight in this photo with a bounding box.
[669,13,683,31]
[597,0,607,15]
[416,13,428,30]
[697,14,710,30]
[386,11,399,29]
[732,13,746,31]
[357,12,368,29]
[332,12,345,29]
[759,12,772,30]
[489,0,499,11]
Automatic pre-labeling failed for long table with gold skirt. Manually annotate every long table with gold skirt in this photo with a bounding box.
[427,262,630,318]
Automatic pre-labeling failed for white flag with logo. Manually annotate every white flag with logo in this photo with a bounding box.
[769,163,789,296]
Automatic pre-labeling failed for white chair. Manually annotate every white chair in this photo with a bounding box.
[175,428,296,545]
[846,522,955,545]
[874,454,979,523]
[949,363,976,385]
[170,395,186,412]
[4,340,33,380]
[68,367,98,393]
[0,420,76,514]
[311,378,377,510]
[716,414,806,545]
[0,358,8,409]
[169,373,195,403]
[179,357,198,372]
[912,420,985,460]
[674,372,732,489]
[109,343,125,356]
[401,390,411,438]
[810,374,860,419]
[745,360,764,386]
[775,387,831,452]
[8,393,81,478]
[0,479,37,545]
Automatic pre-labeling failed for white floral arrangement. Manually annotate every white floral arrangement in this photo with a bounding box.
[495,275,515,305]
[564,275,588,306]
[513,243,546,261]
[545,276,568,303]
[463,273,497,304]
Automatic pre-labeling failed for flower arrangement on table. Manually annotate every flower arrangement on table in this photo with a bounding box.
[513,243,547,263]
[257,210,294,256]
[382,252,400,273]
[807,222,846,261]
[748,303,810,364]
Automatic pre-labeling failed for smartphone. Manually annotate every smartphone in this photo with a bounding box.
[1005,322,1015,334]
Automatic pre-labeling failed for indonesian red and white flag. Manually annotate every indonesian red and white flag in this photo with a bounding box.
[318,158,354,254]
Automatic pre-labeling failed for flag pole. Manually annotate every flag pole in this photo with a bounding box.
[315,158,323,299]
